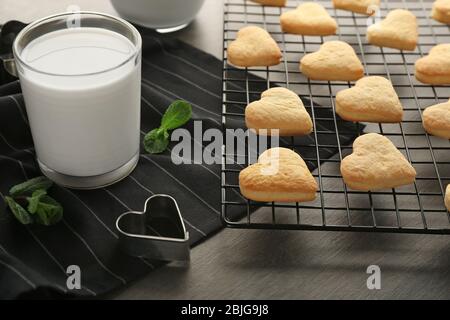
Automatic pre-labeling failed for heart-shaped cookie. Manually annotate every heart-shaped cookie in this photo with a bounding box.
[115,194,190,261]
[300,40,364,81]
[341,133,417,191]
[336,76,403,123]
[245,87,313,136]
[239,147,318,202]
[415,44,450,85]
[333,0,380,15]
[227,26,282,67]
[422,99,450,139]
[367,9,418,51]
[280,2,337,36]
[432,0,450,24]
[251,0,286,6]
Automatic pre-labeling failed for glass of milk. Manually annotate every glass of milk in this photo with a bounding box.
[110,0,206,33]
[13,12,142,189]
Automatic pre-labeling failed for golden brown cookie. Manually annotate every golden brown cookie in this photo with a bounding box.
[367,9,418,51]
[336,76,403,123]
[422,99,450,139]
[280,2,337,36]
[239,147,318,202]
[227,26,282,67]
[300,41,364,81]
[332,0,381,15]
[251,0,287,6]
[445,185,450,211]
[341,133,417,191]
[245,87,313,136]
[415,44,450,85]
[432,0,450,24]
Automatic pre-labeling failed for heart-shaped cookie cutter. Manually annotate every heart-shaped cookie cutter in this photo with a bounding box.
[115,194,190,262]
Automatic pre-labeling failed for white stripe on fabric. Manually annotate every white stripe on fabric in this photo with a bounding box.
[148,36,242,90]
[0,258,36,289]
[23,228,73,294]
[64,189,119,240]
[141,79,222,125]
[141,155,220,216]
[141,96,163,116]
[0,155,28,179]
[62,220,127,285]
[142,58,222,99]
[8,95,28,125]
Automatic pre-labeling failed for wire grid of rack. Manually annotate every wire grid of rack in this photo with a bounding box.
[221,0,450,234]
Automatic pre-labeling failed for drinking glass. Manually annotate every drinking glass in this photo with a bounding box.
[13,12,142,189]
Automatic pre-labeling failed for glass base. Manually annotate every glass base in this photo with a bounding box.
[38,152,139,190]
[156,23,189,34]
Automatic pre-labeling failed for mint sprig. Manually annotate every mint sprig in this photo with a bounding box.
[27,189,47,214]
[144,128,170,154]
[3,176,63,226]
[9,176,53,197]
[144,100,192,154]
[32,195,63,226]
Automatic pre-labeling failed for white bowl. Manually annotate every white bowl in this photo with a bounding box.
[110,0,206,32]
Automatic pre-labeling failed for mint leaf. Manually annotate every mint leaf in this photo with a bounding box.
[161,100,192,131]
[143,100,192,154]
[34,195,63,226]
[143,128,170,154]
[4,196,33,225]
[9,176,53,197]
[27,189,47,214]
[5,177,63,226]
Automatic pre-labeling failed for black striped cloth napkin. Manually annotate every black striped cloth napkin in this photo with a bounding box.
[0,23,361,299]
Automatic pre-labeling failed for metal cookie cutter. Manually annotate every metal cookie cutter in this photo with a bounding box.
[116,194,190,262]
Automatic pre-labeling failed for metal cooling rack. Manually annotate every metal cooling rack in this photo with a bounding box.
[221,0,450,234]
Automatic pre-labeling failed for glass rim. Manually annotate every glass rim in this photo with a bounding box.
[13,11,142,77]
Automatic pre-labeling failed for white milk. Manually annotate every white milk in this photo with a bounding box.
[19,27,141,177]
